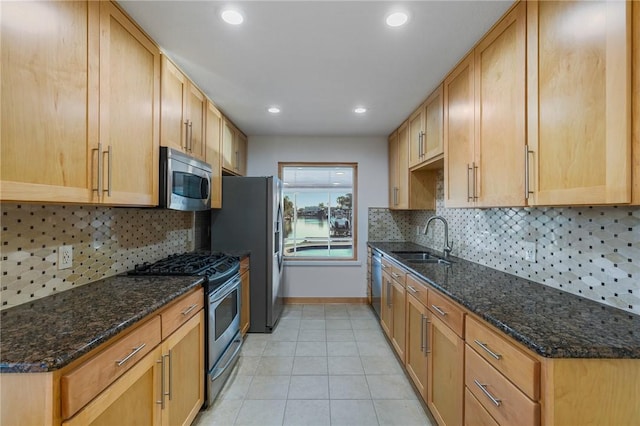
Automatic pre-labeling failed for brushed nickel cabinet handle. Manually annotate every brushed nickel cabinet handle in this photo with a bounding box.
[424,316,430,354]
[156,356,165,408]
[92,144,102,195]
[183,120,189,150]
[525,147,534,200]
[167,349,173,401]
[474,379,501,406]
[391,272,401,279]
[431,304,447,316]
[407,285,419,293]
[181,303,198,316]
[420,314,425,352]
[473,162,478,201]
[467,164,473,202]
[104,146,112,197]
[116,343,146,367]
[474,339,502,360]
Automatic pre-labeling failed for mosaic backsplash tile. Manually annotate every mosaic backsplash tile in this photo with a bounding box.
[0,204,194,310]
[369,171,640,315]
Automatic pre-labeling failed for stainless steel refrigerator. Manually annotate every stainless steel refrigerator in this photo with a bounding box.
[211,176,284,332]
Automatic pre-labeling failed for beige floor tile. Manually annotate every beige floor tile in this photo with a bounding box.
[360,356,404,375]
[235,356,261,376]
[240,338,267,356]
[193,398,242,426]
[297,329,327,341]
[328,356,364,375]
[366,375,417,400]
[255,356,294,375]
[373,399,433,426]
[235,400,287,426]
[326,341,359,357]
[325,319,352,330]
[356,340,394,357]
[283,400,331,426]
[264,341,297,356]
[330,400,379,426]
[245,375,291,400]
[350,318,380,330]
[302,305,325,314]
[300,319,326,329]
[218,374,253,400]
[295,341,327,356]
[324,305,350,319]
[279,318,302,329]
[353,328,386,342]
[326,329,355,342]
[292,356,328,375]
[281,309,303,319]
[329,375,371,399]
[270,327,300,342]
[288,375,329,399]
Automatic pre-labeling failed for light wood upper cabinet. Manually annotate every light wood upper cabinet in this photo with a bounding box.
[444,53,475,208]
[222,118,248,176]
[0,1,99,204]
[445,2,526,209]
[527,0,632,206]
[389,122,410,209]
[206,101,223,208]
[99,1,160,206]
[161,56,206,161]
[474,2,526,208]
[409,85,445,170]
[633,0,640,204]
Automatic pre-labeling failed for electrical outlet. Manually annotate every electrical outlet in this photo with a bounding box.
[524,241,536,262]
[416,226,421,235]
[58,245,73,269]
[187,229,194,242]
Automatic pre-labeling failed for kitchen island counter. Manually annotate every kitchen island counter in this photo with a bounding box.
[0,275,204,373]
[369,241,640,359]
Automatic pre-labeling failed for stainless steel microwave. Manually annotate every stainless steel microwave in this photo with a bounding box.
[159,147,212,211]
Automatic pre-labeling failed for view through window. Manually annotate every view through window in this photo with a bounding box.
[279,163,357,260]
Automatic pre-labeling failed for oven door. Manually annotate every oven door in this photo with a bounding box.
[208,274,241,368]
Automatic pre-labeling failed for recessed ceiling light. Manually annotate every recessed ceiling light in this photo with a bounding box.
[354,107,367,114]
[268,107,281,114]
[386,12,408,27]
[221,9,243,25]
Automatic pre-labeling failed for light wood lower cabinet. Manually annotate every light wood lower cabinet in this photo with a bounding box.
[240,256,251,336]
[390,278,406,363]
[62,346,162,426]
[405,291,429,400]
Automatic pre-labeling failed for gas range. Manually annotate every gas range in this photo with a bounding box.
[129,251,240,294]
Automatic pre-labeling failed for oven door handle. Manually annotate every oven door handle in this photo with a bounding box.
[209,275,241,304]
[210,335,243,381]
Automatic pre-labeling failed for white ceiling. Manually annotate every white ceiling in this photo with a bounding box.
[118,0,515,137]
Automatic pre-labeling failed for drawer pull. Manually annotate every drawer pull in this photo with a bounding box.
[431,304,447,316]
[391,272,401,279]
[116,343,146,367]
[181,303,198,316]
[474,340,502,360]
[407,285,419,293]
[474,379,502,407]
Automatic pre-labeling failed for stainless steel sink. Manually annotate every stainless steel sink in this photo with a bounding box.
[392,251,452,266]
[408,258,452,266]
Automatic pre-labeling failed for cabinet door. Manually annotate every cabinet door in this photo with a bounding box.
[236,131,248,176]
[406,293,429,401]
[99,1,160,206]
[444,53,475,208]
[162,310,205,426]
[390,279,406,363]
[395,122,410,209]
[633,1,640,205]
[474,2,526,208]
[423,85,444,162]
[206,101,223,208]
[0,1,99,203]
[63,346,162,426]
[160,56,188,153]
[186,84,206,161]
[241,270,251,336]
[408,107,425,168]
[527,0,631,205]
[380,271,393,338]
[222,119,235,171]
[427,315,464,426]
[388,131,399,208]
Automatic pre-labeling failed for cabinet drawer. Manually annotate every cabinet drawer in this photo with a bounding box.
[406,274,429,308]
[465,345,539,426]
[464,387,499,426]
[381,258,406,285]
[465,316,539,399]
[160,288,204,340]
[427,289,465,337]
[61,315,162,419]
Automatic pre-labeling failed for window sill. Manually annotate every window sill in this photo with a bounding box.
[283,260,362,267]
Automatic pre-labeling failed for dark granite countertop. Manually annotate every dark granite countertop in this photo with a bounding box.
[369,241,640,359]
[0,275,205,373]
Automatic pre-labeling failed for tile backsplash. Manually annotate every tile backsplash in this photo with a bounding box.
[0,204,194,310]
[369,171,640,315]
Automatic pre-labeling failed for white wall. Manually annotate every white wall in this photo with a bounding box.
[247,136,388,299]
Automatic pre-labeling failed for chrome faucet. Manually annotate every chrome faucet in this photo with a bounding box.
[423,215,452,258]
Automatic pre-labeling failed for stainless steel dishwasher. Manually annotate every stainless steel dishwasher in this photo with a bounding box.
[371,250,382,318]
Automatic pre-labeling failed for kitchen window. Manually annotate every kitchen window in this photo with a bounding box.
[279,163,357,260]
